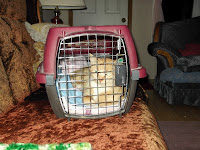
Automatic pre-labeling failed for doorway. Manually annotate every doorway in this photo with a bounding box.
[69,0,132,30]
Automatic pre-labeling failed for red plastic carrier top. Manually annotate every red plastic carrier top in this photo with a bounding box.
[36,25,146,84]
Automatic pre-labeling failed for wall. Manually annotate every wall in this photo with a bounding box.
[192,0,200,17]
[131,0,157,79]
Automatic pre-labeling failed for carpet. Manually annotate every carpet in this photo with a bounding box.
[0,86,167,150]
[158,121,200,150]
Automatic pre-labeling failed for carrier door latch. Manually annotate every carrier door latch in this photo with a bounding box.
[46,75,55,86]
[115,63,127,86]
[131,70,139,80]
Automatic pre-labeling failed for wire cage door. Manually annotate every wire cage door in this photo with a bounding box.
[56,33,130,118]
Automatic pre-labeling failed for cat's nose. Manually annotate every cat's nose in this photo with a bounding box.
[99,79,103,83]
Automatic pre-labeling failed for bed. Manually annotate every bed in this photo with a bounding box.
[0,0,167,149]
[0,86,167,150]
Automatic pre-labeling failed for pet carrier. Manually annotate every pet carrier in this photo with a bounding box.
[36,25,146,119]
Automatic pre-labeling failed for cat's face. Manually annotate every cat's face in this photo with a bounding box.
[89,54,116,85]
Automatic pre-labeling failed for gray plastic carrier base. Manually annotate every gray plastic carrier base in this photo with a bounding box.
[45,80,137,119]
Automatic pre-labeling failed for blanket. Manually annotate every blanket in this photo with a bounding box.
[0,86,167,150]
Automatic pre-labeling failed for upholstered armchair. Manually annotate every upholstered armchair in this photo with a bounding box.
[148,17,200,106]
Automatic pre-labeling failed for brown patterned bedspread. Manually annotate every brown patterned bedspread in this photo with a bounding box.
[0,87,167,150]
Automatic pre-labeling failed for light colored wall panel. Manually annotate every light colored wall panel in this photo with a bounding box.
[132,0,157,79]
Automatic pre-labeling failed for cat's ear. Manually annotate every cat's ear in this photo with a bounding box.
[89,53,97,65]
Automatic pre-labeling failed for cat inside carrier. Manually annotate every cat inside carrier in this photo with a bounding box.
[36,25,146,119]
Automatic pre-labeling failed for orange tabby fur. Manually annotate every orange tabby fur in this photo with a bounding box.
[69,54,124,107]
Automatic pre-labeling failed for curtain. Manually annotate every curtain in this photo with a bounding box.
[152,0,164,31]
[162,0,194,22]
[26,0,39,24]
[192,0,200,17]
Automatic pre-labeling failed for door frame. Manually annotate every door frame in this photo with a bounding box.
[68,0,132,31]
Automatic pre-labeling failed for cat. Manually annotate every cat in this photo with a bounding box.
[69,53,124,107]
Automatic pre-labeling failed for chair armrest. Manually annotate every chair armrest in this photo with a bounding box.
[153,22,162,42]
[148,42,181,57]
[177,56,200,72]
[148,42,182,68]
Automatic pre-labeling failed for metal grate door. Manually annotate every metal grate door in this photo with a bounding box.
[56,33,129,118]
